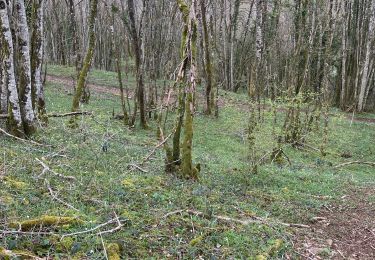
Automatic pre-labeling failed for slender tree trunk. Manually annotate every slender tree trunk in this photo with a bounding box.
[16,0,36,135]
[0,0,24,136]
[111,8,129,125]
[357,0,375,112]
[200,0,213,115]
[68,0,80,79]
[70,0,98,125]
[31,0,47,122]
[340,0,348,109]
[127,0,147,129]
[179,0,198,179]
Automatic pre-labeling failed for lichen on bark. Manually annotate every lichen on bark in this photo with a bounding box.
[16,0,36,135]
[0,0,24,136]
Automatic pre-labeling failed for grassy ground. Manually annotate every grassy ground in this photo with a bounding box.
[1,66,374,259]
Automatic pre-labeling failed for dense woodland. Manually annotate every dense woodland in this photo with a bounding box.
[0,0,374,259]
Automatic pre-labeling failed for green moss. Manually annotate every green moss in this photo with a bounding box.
[106,243,121,260]
[257,239,284,259]
[3,177,28,190]
[121,179,135,188]
[56,237,74,252]
[189,234,205,246]
[0,195,14,205]
[9,215,83,231]
[0,247,40,259]
[0,247,12,259]
[268,239,283,256]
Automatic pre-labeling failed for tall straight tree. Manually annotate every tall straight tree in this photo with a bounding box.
[0,0,24,136]
[16,0,36,135]
[31,0,47,121]
[127,0,147,128]
[357,0,375,112]
[200,0,213,115]
[70,0,98,125]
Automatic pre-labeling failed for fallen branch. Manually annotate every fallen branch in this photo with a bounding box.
[47,111,92,118]
[140,129,175,165]
[36,158,76,181]
[97,212,123,236]
[294,142,321,152]
[61,215,123,238]
[0,247,44,260]
[1,215,123,238]
[163,209,309,229]
[334,160,375,169]
[0,127,48,147]
[128,163,148,173]
[46,180,79,211]
[0,111,92,119]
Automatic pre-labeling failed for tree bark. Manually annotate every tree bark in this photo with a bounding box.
[0,0,24,136]
[16,0,36,135]
[200,0,213,115]
[70,0,98,125]
[127,0,147,129]
[357,0,375,112]
[0,63,7,114]
[31,0,47,122]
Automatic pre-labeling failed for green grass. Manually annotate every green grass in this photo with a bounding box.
[48,64,169,89]
[0,67,374,259]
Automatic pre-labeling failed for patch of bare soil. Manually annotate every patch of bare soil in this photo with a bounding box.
[294,187,375,259]
[46,75,125,97]
[345,114,375,124]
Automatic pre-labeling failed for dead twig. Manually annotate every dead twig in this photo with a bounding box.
[36,158,76,181]
[97,212,123,236]
[1,215,123,238]
[140,129,175,165]
[61,215,123,239]
[46,180,79,212]
[163,209,310,229]
[128,163,148,173]
[48,111,93,118]
[0,127,49,147]
[334,161,375,169]
[0,111,92,119]
[99,233,109,260]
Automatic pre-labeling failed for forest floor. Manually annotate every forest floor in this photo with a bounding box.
[0,65,374,259]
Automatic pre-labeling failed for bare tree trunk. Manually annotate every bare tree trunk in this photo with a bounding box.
[340,0,348,109]
[200,0,213,115]
[31,0,47,122]
[0,0,24,136]
[357,0,375,112]
[68,0,80,79]
[70,0,98,125]
[178,0,198,179]
[127,0,147,129]
[16,0,36,135]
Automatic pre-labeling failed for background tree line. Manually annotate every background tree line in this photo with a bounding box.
[42,0,375,112]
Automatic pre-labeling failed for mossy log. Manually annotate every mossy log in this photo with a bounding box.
[9,215,83,231]
[0,247,43,259]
